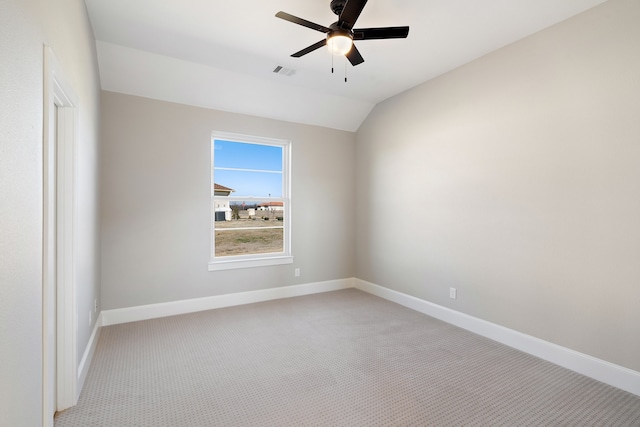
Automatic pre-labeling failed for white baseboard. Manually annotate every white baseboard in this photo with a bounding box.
[77,312,103,399]
[93,277,640,397]
[101,278,354,326]
[354,278,640,397]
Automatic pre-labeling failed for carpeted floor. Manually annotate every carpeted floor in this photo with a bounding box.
[55,289,640,426]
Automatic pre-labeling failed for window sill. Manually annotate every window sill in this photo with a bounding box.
[208,255,294,271]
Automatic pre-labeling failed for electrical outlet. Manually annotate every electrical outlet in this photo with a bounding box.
[294,268,300,277]
[449,287,457,299]
[94,298,98,313]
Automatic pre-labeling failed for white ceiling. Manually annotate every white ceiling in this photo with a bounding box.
[85,0,607,131]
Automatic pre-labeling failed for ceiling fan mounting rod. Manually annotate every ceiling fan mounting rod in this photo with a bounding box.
[330,0,347,16]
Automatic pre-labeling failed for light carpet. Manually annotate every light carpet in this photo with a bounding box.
[55,289,640,426]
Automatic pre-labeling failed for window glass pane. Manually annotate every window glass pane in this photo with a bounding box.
[213,169,282,198]
[211,133,290,266]
[214,139,282,171]
[214,213,285,257]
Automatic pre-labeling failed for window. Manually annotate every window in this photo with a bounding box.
[209,132,292,270]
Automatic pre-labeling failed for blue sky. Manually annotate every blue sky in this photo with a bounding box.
[213,139,283,198]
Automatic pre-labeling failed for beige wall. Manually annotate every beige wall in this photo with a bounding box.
[356,0,640,372]
[100,92,355,309]
[0,0,101,424]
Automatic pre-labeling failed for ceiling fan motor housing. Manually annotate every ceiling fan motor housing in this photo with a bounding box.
[328,22,353,39]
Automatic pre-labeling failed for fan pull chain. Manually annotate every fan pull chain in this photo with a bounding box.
[330,39,335,73]
[344,57,348,82]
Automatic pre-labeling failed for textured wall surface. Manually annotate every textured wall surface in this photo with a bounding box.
[0,0,101,424]
[0,1,45,425]
[100,91,356,309]
[356,0,640,372]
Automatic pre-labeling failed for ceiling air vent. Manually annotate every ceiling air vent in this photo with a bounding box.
[273,66,296,77]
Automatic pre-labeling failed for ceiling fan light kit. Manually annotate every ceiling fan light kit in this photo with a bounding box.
[327,32,353,55]
[276,0,409,71]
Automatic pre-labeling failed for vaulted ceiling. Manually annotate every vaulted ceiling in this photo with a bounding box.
[85,0,607,131]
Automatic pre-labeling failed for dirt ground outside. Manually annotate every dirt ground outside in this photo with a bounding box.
[214,218,284,256]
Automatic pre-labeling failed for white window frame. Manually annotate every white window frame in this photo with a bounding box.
[209,131,293,271]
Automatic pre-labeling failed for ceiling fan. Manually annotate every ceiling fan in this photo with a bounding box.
[275,0,409,66]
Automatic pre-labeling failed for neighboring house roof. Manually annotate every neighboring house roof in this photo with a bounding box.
[257,202,284,207]
[213,183,234,196]
[214,183,234,192]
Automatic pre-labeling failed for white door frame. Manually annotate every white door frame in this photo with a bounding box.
[43,46,78,426]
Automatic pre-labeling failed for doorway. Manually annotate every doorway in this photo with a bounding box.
[43,46,77,426]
